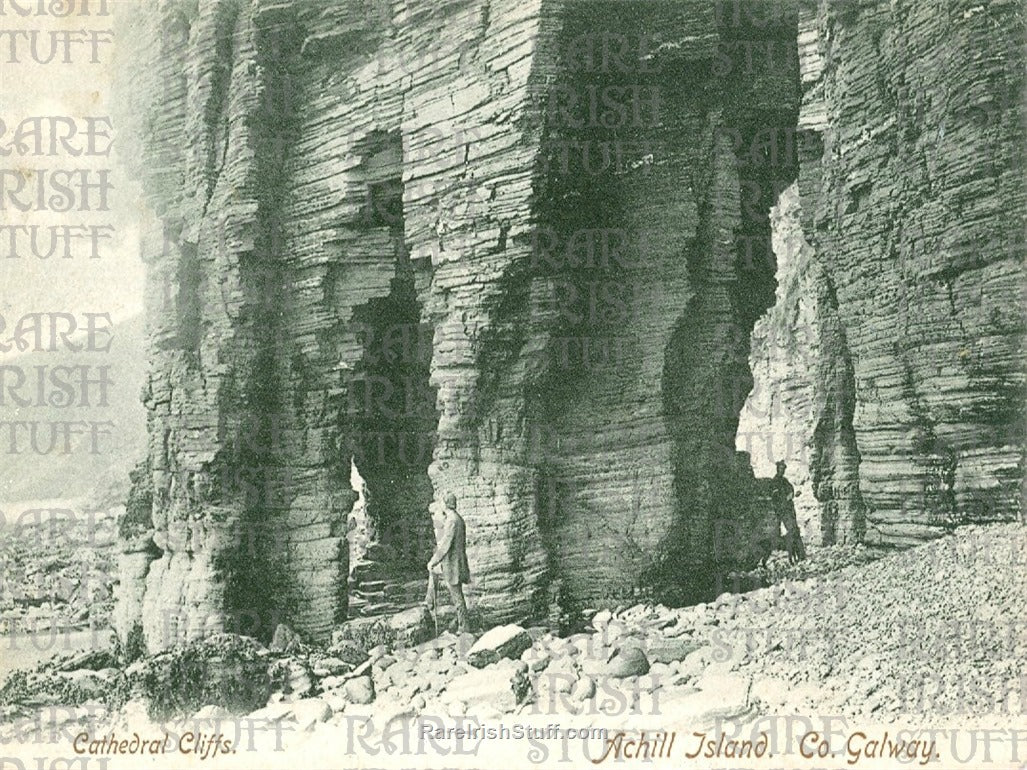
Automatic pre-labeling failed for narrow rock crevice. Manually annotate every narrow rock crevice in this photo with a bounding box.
[201,0,241,212]
[344,131,440,618]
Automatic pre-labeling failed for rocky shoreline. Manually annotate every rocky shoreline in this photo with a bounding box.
[1,522,1022,745]
[0,505,118,647]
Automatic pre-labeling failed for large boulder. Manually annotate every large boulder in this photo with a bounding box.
[312,656,352,677]
[466,625,532,668]
[327,639,369,667]
[645,638,702,665]
[377,658,414,690]
[343,676,375,705]
[335,606,435,651]
[442,660,528,712]
[334,618,395,651]
[389,606,434,647]
[604,645,650,678]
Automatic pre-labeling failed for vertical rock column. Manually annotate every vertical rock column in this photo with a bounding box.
[796,0,1025,543]
[414,0,559,625]
[522,0,803,609]
[113,0,350,649]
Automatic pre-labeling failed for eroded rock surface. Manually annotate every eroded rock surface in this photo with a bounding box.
[755,0,1025,546]
[111,0,1024,649]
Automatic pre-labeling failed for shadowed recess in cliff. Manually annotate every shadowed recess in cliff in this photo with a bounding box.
[200,0,241,209]
[346,131,439,617]
[656,0,801,604]
[517,0,808,615]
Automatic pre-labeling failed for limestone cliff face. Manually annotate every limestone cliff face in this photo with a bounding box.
[741,0,1024,548]
[113,0,561,649]
[114,0,1023,650]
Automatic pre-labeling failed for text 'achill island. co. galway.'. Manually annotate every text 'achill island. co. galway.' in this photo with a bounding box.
[590,730,938,765]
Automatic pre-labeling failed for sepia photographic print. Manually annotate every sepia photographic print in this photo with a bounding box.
[0,0,1024,768]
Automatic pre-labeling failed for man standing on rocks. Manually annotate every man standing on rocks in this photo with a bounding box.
[771,461,806,564]
[425,492,471,633]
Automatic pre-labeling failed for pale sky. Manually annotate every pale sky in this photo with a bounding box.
[0,3,147,331]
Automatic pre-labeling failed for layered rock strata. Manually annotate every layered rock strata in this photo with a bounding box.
[112,0,1024,650]
[742,0,1025,546]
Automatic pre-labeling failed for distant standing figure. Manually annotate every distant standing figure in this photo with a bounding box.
[425,492,471,633]
[770,461,806,564]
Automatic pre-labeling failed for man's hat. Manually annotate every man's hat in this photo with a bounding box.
[443,492,457,509]
[776,460,787,469]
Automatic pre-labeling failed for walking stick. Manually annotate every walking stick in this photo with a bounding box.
[431,571,440,637]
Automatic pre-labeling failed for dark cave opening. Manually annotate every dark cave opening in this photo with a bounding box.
[525,0,805,614]
[649,1,803,604]
[666,3,802,601]
[349,276,437,571]
[345,132,439,615]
